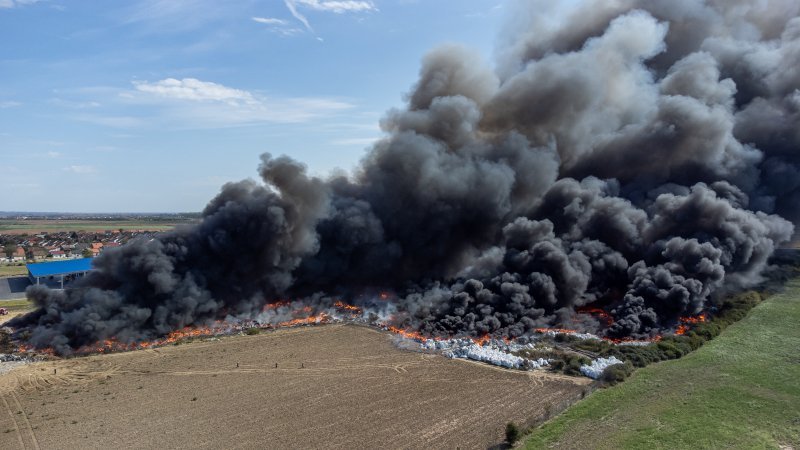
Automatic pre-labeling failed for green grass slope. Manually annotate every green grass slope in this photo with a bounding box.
[525,281,800,449]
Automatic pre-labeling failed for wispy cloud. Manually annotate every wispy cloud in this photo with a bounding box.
[0,0,40,9]
[252,16,304,36]
[252,17,287,26]
[134,78,257,104]
[63,165,97,174]
[123,0,234,33]
[57,78,356,129]
[129,77,354,126]
[0,100,21,108]
[284,0,376,31]
[294,0,376,13]
[284,0,312,31]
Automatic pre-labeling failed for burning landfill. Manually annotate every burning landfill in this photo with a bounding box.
[6,1,800,377]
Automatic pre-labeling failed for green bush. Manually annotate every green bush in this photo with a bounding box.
[605,345,662,367]
[602,291,764,373]
[245,327,261,335]
[573,339,611,354]
[554,334,578,344]
[601,362,634,385]
[549,359,565,372]
[691,322,722,341]
[515,348,562,361]
[563,354,591,376]
[505,422,521,444]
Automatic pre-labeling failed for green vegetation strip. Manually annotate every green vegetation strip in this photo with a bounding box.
[0,265,27,277]
[0,299,33,311]
[524,281,800,449]
[0,221,178,232]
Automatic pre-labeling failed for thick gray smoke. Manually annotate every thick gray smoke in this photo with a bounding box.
[12,0,798,353]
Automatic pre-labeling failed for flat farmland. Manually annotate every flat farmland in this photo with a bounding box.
[0,219,184,235]
[0,325,589,449]
[0,266,27,278]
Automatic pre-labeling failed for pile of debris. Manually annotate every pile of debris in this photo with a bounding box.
[421,338,550,370]
[579,356,623,379]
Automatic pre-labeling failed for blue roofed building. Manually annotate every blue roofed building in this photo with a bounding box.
[27,258,94,289]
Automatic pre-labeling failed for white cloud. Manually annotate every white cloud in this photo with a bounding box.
[46,151,61,158]
[252,17,287,25]
[63,165,97,174]
[0,0,40,9]
[134,78,258,105]
[284,0,312,31]
[284,0,376,31]
[252,16,304,37]
[0,101,21,108]
[129,77,354,126]
[63,78,356,129]
[295,0,376,13]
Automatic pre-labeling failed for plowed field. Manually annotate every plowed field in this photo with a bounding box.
[0,325,589,449]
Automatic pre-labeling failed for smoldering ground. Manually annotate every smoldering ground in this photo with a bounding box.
[11,0,799,354]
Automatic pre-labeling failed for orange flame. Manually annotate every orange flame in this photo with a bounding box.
[15,311,336,356]
[674,313,707,335]
[333,300,362,313]
[386,326,433,342]
[576,306,614,324]
[276,313,330,328]
[261,300,291,312]
[385,326,498,346]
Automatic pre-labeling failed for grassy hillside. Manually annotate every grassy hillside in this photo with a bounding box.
[525,281,800,449]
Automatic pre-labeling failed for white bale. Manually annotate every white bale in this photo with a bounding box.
[580,356,623,379]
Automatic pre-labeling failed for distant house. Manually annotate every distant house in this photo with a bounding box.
[50,250,67,259]
[91,242,104,250]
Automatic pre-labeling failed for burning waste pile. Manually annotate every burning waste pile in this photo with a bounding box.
[442,343,531,370]
[421,337,549,370]
[7,0,800,358]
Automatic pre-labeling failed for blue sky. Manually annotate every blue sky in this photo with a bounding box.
[0,0,505,212]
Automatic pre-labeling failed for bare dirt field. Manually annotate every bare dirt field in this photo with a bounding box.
[0,324,589,449]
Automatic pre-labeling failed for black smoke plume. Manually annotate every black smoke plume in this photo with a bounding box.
[11,0,798,353]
